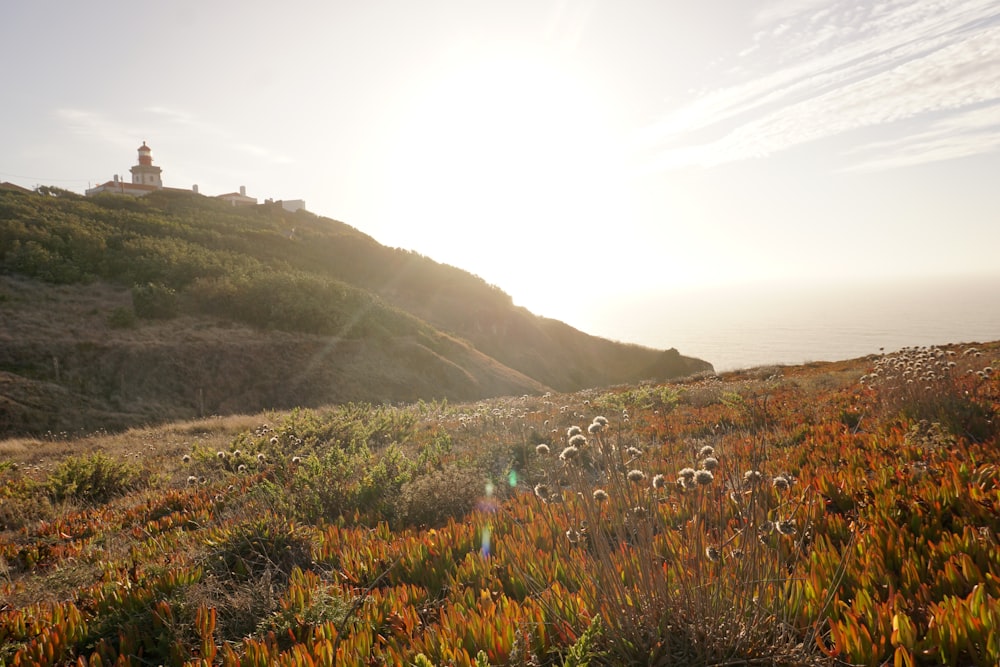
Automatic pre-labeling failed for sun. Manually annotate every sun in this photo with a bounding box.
[378,49,634,321]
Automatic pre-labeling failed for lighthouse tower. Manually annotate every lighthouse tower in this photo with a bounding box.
[129,141,162,188]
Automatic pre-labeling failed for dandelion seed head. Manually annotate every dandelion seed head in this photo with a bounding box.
[652,474,667,489]
[700,456,719,471]
[694,469,714,486]
[627,469,646,484]
[698,445,715,459]
[535,444,550,455]
[560,446,580,462]
[772,475,790,491]
[627,446,643,458]
[182,454,191,464]
[593,489,609,502]
[568,434,587,448]
[534,483,550,500]
[567,426,583,438]
[678,467,696,481]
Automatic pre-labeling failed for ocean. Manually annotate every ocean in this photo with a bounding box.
[590,275,1000,373]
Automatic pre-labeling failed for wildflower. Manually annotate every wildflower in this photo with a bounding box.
[706,546,721,562]
[269,436,279,446]
[652,474,667,490]
[694,469,714,486]
[257,453,267,463]
[593,489,609,502]
[700,456,719,471]
[232,450,242,458]
[627,469,646,484]
[678,467,696,482]
[535,443,550,455]
[626,446,643,458]
[187,475,197,485]
[534,483,550,500]
[743,470,762,486]
[588,422,603,434]
[238,464,247,473]
[291,456,302,464]
[217,451,227,460]
[772,475,790,491]
[698,445,715,459]
[559,446,580,462]
[565,528,581,544]
[182,454,191,463]
[568,434,587,448]
[593,416,609,426]
[567,426,583,438]
[199,476,207,485]
[777,519,797,536]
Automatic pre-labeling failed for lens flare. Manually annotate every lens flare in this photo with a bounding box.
[480,525,492,558]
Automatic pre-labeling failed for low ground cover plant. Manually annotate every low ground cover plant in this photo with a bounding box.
[1,343,998,665]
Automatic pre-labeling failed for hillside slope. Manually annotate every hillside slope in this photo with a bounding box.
[0,187,711,435]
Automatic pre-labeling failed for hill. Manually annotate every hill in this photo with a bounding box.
[0,187,711,436]
[1,344,998,665]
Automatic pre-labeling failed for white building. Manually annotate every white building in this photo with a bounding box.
[86,142,194,197]
[216,185,257,207]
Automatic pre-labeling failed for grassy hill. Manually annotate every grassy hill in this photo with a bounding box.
[0,187,710,436]
[1,344,998,665]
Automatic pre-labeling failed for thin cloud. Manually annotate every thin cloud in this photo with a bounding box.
[55,108,139,150]
[643,0,1000,172]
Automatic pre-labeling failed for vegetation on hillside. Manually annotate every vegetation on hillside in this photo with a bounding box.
[1,343,997,665]
[0,187,710,437]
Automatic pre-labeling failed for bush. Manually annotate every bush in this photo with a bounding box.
[863,345,997,442]
[397,465,487,528]
[107,306,137,329]
[204,512,312,584]
[46,452,143,504]
[131,282,179,319]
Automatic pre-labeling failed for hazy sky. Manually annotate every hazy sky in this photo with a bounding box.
[3,0,999,347]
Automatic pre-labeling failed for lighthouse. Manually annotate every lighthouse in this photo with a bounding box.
[129,141,163,188]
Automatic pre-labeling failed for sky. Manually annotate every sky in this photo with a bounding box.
[3,0,1000,359]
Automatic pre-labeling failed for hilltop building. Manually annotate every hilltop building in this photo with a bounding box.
[86,142,191,197]
[85,142,304,211]
[217,186,257,207]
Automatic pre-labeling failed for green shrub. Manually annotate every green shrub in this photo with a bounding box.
[107,306,137,329]
[46,452,142,503]
[397,465,487,528]
[204,513,312,584]
[131,282,179,319]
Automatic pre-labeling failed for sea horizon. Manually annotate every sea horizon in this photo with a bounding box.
[584,274,1000,373]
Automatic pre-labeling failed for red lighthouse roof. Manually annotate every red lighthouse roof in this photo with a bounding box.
[138,141,151,152]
